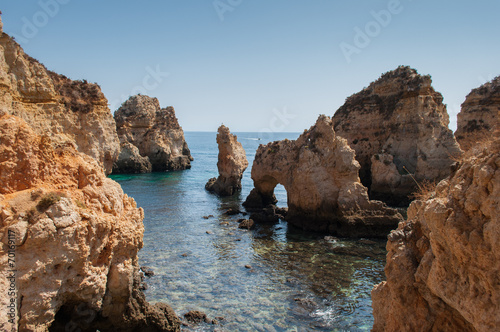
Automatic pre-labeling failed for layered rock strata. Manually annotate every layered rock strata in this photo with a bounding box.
[113,95,192,173]
[333,66,462,206]
[0,114,180,332]
[243,115,403,237]
[455,76,500,151]
[372,139,500,332]
[205,125,249,196]
[0,23,119,174]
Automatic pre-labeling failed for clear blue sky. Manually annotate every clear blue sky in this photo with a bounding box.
[2,0,499,132]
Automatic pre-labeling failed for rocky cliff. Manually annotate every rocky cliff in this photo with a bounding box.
[455,76,500,151]
[244,115,403,237]
[0,25,119,174]
[113,95,192,173]
[333,66,462,206]
[372,139,500,332]
[0,114,180,332]
[205,125,248,196]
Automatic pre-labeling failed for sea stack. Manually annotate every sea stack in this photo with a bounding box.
[113,95,193,173]
[455,76,500,151]
[0,23,120,174]
[206,125,249,196]
[243,115,403,237]
[333,66,462,206]
[371,138,500,332]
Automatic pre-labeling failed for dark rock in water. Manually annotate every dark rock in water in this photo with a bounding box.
[238,219,255,230]
[202,214,215,219]
[140,266,154,277]
[294,297,318,309]
[184,310,211,324]
[223,208,242,216]
[244,264,252,269]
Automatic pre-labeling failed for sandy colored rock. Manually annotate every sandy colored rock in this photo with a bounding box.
[113,94,192,173]
[113,142,153,174]
[0,114,179,332]
[455,76,500,151]
[205,125,249,196]
[333,66,462,206]
[0,29,119,174]
[244,115,403,237]
[372,139,500,332]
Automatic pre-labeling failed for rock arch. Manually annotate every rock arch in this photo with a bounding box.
[244,115,403,237]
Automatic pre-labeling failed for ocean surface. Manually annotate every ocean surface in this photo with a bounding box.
[110,132,387,332]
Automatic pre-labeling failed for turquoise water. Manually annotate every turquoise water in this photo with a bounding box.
[110,132,387,331]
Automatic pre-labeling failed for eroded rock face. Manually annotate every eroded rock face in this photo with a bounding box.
[372,139,500,332]
[244,115,403,237]
[205,125,248,196]
[455,76,500,151]
[113,95,192,173]
[0,114,180,332]
[333,66,462,206]
[0,28,119,174]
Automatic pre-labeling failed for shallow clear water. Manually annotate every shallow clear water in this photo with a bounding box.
[110,132,387,331]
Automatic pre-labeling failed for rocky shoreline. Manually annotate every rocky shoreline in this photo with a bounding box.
[0,10,498,331]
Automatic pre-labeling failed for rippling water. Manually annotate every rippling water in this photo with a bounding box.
[110,132,387,331]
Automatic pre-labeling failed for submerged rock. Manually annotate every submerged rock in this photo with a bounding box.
[333,66,462,206]
[206,125,249,196]
[113,94,193,173]
[372,139,500,331]
[244,115,403,237]
[455,76,500,151]
[0,114,180,331]
[0,23,120,174]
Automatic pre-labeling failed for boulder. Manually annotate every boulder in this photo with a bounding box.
[333,66,462,206]
[372,139,500,332]
[112,142,152,174]
[244,115,403,237]
[114,94,192,172]
[455,76,500,151]
[0,114,180,331]
[0,27,119,174]
[205,125,248,196]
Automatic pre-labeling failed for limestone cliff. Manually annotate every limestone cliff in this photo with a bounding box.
[372,139,500,332]
[113,95,192,173]
[455,76,500,151]
[205,125,248,196]
[333,66,462,206]
[0,26,119,174]
[0,114,180,332]
[244,115,403,237]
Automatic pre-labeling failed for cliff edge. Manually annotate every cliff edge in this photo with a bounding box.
[372,139,500,331]
[0,24,119,174]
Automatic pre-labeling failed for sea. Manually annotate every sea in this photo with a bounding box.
[110,132,387,332]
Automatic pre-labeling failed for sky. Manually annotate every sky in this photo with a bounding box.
[1,0,499,132]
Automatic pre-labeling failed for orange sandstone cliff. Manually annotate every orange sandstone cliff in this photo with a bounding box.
[372,139,500,331]
[0,19,119,174]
